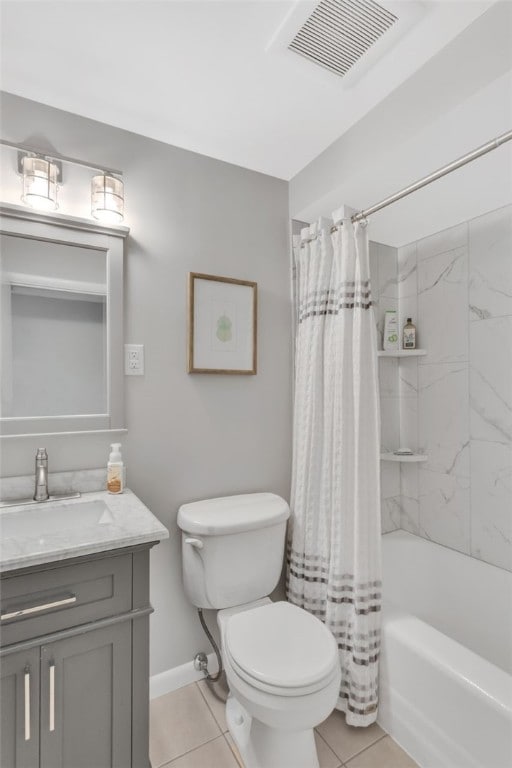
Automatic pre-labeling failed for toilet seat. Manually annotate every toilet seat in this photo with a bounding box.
[225,601,339,697]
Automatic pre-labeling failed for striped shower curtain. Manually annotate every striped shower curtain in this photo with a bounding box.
[287,215,381,727]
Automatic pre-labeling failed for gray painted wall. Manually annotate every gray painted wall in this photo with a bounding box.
[0,92,292,675]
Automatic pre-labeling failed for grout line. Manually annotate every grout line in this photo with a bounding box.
[195,681,222,729]
[467,221,473,561]
[344,733,388,765]
[417,241,468,264]
[159,734,226,768]
[319,719,388,765]
[223,733,245,768]
[314,730,344,768]
[348,733,420,768]
[195,680,229,733]
[418,358,470,366]
[397,524,477,562]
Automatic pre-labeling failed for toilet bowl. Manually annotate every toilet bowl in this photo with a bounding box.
[177,493,341,768]
[218,599,341,768]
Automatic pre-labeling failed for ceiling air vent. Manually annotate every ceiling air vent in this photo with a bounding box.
[288,0,398,78]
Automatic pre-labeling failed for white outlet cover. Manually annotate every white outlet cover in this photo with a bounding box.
[124,344,144,376]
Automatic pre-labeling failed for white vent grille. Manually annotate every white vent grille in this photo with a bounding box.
[288,0,398,78]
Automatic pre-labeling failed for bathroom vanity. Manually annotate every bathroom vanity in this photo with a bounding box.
[0,490,168,768]
[0,202,167,767]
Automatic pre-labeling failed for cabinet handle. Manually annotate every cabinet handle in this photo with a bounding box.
[24,666,30,741]
[49,661,55,732]
[1,594,76,621]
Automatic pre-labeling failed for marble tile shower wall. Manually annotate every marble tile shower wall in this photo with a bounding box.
[396,204,512,571]
[369,242,401,535]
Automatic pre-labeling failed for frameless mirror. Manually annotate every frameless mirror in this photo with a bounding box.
[0,205,127,436]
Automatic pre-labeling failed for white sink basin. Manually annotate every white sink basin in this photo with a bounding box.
[0,489,169,573]
[0,499,113,540]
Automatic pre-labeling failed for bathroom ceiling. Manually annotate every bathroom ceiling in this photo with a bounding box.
[0,0,498,180]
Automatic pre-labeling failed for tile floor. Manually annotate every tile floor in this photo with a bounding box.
[150,680,418,768]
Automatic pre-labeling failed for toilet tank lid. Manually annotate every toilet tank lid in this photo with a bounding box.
[177,493,290,535]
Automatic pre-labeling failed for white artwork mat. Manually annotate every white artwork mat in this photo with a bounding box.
[193,278,254,371]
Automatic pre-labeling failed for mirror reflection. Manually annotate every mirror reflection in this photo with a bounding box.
[0,235,107,419]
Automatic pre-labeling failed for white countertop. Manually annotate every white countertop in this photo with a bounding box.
[0,489,169,573]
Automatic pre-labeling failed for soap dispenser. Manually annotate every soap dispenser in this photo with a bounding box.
[107,443,124,494]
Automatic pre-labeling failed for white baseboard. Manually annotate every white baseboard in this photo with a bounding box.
[150,653,219,700]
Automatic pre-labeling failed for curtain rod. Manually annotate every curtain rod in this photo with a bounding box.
[351,129,512,224]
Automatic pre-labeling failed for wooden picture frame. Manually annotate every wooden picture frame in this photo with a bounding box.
[188,272,257,374]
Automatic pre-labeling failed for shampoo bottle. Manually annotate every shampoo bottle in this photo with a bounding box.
[107,443,124,494]
[383,310,399,351]
[403,318,417,349]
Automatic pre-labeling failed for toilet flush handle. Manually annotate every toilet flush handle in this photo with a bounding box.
[185,537,204,549]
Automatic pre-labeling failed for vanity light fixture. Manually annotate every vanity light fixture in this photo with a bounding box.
[91,173,124,223]
[20,155,59,211]
[5,140,125,224]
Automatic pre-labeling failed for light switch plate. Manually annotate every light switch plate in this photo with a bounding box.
[124,344,144,376]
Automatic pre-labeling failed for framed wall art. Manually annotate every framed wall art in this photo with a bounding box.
[187,272,257,374]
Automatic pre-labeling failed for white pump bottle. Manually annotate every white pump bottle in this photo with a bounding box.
[107,443,124,494]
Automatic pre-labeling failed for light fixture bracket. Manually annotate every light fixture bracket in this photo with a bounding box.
[17,151,63,182]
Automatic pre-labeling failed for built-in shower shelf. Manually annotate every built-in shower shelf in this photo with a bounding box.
[378,349,427,357]
[380,453,428,463]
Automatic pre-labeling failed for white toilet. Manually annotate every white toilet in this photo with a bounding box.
[178,492,341,768]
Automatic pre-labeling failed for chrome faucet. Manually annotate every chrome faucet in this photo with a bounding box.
[34,448,50,502]
[0,448,82,508]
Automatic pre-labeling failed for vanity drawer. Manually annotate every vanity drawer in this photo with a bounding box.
[0,553,132,646]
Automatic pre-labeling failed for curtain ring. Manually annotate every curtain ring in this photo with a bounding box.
[358,213,369,228]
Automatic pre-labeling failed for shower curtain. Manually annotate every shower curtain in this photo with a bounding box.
[287,215,381,727]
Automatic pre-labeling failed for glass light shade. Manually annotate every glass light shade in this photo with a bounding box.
[21,156,58,211]
[91,174,124,223]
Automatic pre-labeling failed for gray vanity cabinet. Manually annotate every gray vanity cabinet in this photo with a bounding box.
[39,623,132,768]
[0,647,40,768]
[0,544,155,768]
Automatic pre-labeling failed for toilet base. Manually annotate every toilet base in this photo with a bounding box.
[226,695,320,768]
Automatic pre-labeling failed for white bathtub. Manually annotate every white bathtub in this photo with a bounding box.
[378,530,512,768]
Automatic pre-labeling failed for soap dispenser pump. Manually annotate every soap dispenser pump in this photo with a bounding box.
[107,443,124,494]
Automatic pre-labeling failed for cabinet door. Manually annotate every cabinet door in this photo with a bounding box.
[0,647,40,768]
[40,622,132,768]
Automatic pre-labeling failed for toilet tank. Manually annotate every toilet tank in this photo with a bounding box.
[177,493,290,609]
